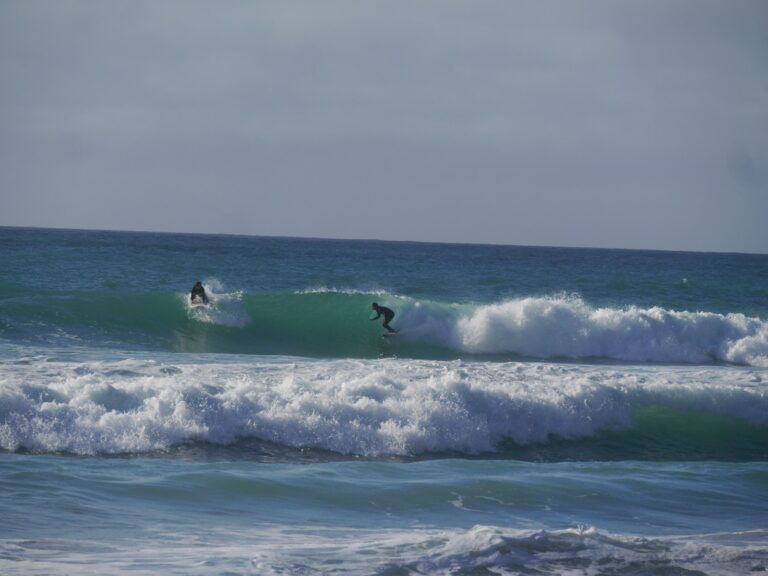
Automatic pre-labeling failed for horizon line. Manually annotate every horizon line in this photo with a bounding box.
[1,223,765,257]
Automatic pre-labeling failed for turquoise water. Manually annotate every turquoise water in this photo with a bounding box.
[1,226,767,574]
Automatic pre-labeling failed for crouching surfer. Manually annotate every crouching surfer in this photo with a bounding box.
[371,302,396,334]
[190,281,209,305]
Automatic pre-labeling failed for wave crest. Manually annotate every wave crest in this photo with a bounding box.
[442,296,768,366]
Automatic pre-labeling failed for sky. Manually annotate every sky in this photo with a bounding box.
[1,0,767,253]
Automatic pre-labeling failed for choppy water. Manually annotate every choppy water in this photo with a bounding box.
[1,226,767,574]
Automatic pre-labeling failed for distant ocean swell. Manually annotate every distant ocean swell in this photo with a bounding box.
[1,354,766,458]
[1,284,767,365]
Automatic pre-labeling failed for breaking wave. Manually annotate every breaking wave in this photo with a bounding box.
[1,284,766,366]
[1,352,766,458]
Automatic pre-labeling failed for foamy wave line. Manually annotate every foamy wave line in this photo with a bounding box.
[393,296,768,367]
[1,354,765,456]
[293,286,391,296]
[244,525,767,576]
[9,525,763,575]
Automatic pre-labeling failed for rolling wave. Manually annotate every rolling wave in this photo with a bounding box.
[1,352,766,458]
[3,520,765,575]
[1,283,767,366]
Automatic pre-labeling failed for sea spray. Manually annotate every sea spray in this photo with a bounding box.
[184,280,251,328]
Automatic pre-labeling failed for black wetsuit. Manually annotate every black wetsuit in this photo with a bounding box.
[372,305,395,333]
[190,283,208,304]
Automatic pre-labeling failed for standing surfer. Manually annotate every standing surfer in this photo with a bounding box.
[190,281,209,304]
[371,302,396,334]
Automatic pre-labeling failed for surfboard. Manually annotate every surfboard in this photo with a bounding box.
[190,300,208,308]
[382,332,398,337]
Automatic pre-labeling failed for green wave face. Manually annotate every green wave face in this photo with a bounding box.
[179,291,405,357]
[0,289,449,358]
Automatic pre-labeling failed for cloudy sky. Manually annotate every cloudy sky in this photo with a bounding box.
[1,0,766,253]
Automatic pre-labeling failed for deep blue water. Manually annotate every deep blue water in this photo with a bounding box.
[4,227,767,313]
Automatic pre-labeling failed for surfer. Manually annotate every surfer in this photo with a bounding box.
[371,302,396,333]
[190,281,209,304]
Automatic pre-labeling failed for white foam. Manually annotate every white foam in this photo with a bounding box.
[184,280,251,328]
[1,352,766,456]
[293,286,390,296]
[393,295,768,367]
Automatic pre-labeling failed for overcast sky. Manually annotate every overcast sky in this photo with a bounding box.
[1,0,766,253]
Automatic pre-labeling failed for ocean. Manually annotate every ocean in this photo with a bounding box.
[1,226,767,575]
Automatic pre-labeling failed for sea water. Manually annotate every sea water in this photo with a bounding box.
[1,226,767,575]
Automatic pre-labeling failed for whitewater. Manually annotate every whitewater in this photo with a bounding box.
[1,227,767,575]
[2,350,767,458]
